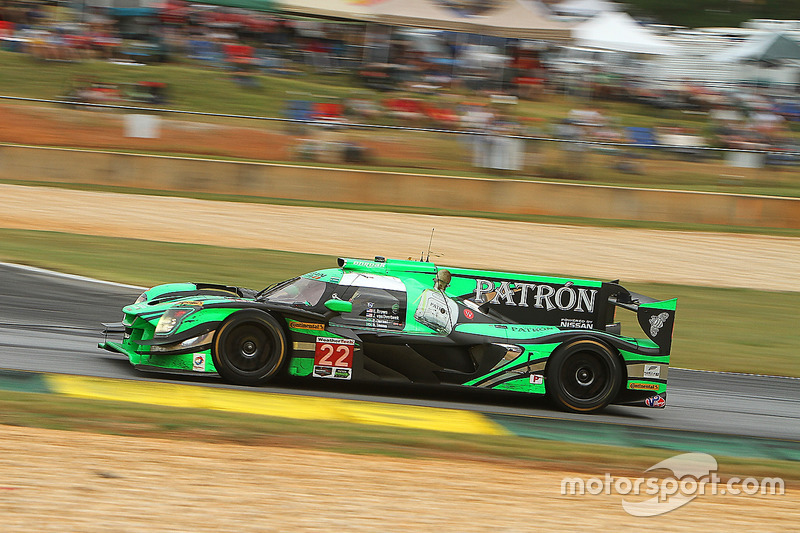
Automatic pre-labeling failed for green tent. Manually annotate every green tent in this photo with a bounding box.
[717,33,800,63]
[191,0,277,12]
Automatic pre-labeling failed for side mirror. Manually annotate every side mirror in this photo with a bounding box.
[324,299,352,314]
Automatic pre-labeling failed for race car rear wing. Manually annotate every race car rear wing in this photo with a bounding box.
[609,290,677,355]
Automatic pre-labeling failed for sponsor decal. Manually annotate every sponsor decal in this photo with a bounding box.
[313,366,333,378]
[643,364,661,379]
[288,321,325,331]
[334,368,352,380]
[192,354,205,372]
[560,318,594,329]
[629,382,660,391]
[510,325,553,334]
[365,306,403,330]
[351,260,383,268]
[314,337,355,373]
[474,279,597,313]
[180,301,205,307]
[313,337,355,380]
[313,365,352,380]
[529,374,544,385]
[644,395,667,408]
[649,312,670,337]
[463,308,474,320]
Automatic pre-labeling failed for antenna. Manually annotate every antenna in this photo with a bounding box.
[425,228,435,262]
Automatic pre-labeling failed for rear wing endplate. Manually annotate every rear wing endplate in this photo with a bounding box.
[636,298,677,355]
[609,290,676,355]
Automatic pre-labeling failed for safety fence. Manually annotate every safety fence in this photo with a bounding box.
[0,92,800,211]
[2,94,798,157]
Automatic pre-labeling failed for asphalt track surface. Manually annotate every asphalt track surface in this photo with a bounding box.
[1,262,799,441]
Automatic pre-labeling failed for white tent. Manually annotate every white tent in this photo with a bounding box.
[573,11,676,55]
[368,0,466,30]
[713,33,800,86]
[279,0,572,40]
[278,0,373,20]
[469,0,573,40]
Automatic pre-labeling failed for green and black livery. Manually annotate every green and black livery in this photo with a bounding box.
[100,256,676,413]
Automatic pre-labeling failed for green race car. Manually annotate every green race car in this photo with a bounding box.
[100,256,675,413]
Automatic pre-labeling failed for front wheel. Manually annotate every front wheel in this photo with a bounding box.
[545,339,622,413]
[212,311,287,386]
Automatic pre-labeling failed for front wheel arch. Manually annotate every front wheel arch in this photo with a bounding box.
[212,310,288,386]
[544,338,623,413]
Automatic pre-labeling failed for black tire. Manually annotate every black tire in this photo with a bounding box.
[212,310,287,386]
[545,339,622,413]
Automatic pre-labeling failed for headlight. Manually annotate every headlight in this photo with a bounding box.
[134,292,148,305]
[150,331,215,352]
[154,308,193,335]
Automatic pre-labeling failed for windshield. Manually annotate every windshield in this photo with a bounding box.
[260,277,327,307]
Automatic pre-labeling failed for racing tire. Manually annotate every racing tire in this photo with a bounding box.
[545,339,622,413]
[212,310,287,386]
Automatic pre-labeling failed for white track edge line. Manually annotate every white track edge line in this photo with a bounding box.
[1,262,145,290]
[672,367,800,380]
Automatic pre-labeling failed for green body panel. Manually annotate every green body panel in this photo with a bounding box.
[446,266,603,289]
[453,323,510,337]
[619,348,669,362]
[141,349,214,372]
[104,285,251,374]
[300,270,343,283]
[641,298,678,311]
[463,342,559,387]
[288,357,314,377]
[518,342,561,360]
[494,376,543,394]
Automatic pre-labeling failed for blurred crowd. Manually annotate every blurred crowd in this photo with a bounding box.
[0,0,798,169]
[0,1,548,95]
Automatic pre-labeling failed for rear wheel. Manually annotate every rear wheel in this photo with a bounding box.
[212,311,287,386]
[546,339,622,413]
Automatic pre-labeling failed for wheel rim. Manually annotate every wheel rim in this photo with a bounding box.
[222,322,275,373]
[559,350,610,402]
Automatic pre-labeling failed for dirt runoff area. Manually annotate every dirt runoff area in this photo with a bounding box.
[1,184,799,291]
[0,426,795,532]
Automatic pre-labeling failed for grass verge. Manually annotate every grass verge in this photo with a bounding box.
[1,228,798,377]
[1,389,797,481]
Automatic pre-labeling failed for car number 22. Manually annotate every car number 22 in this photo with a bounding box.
[314,337,355,369]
